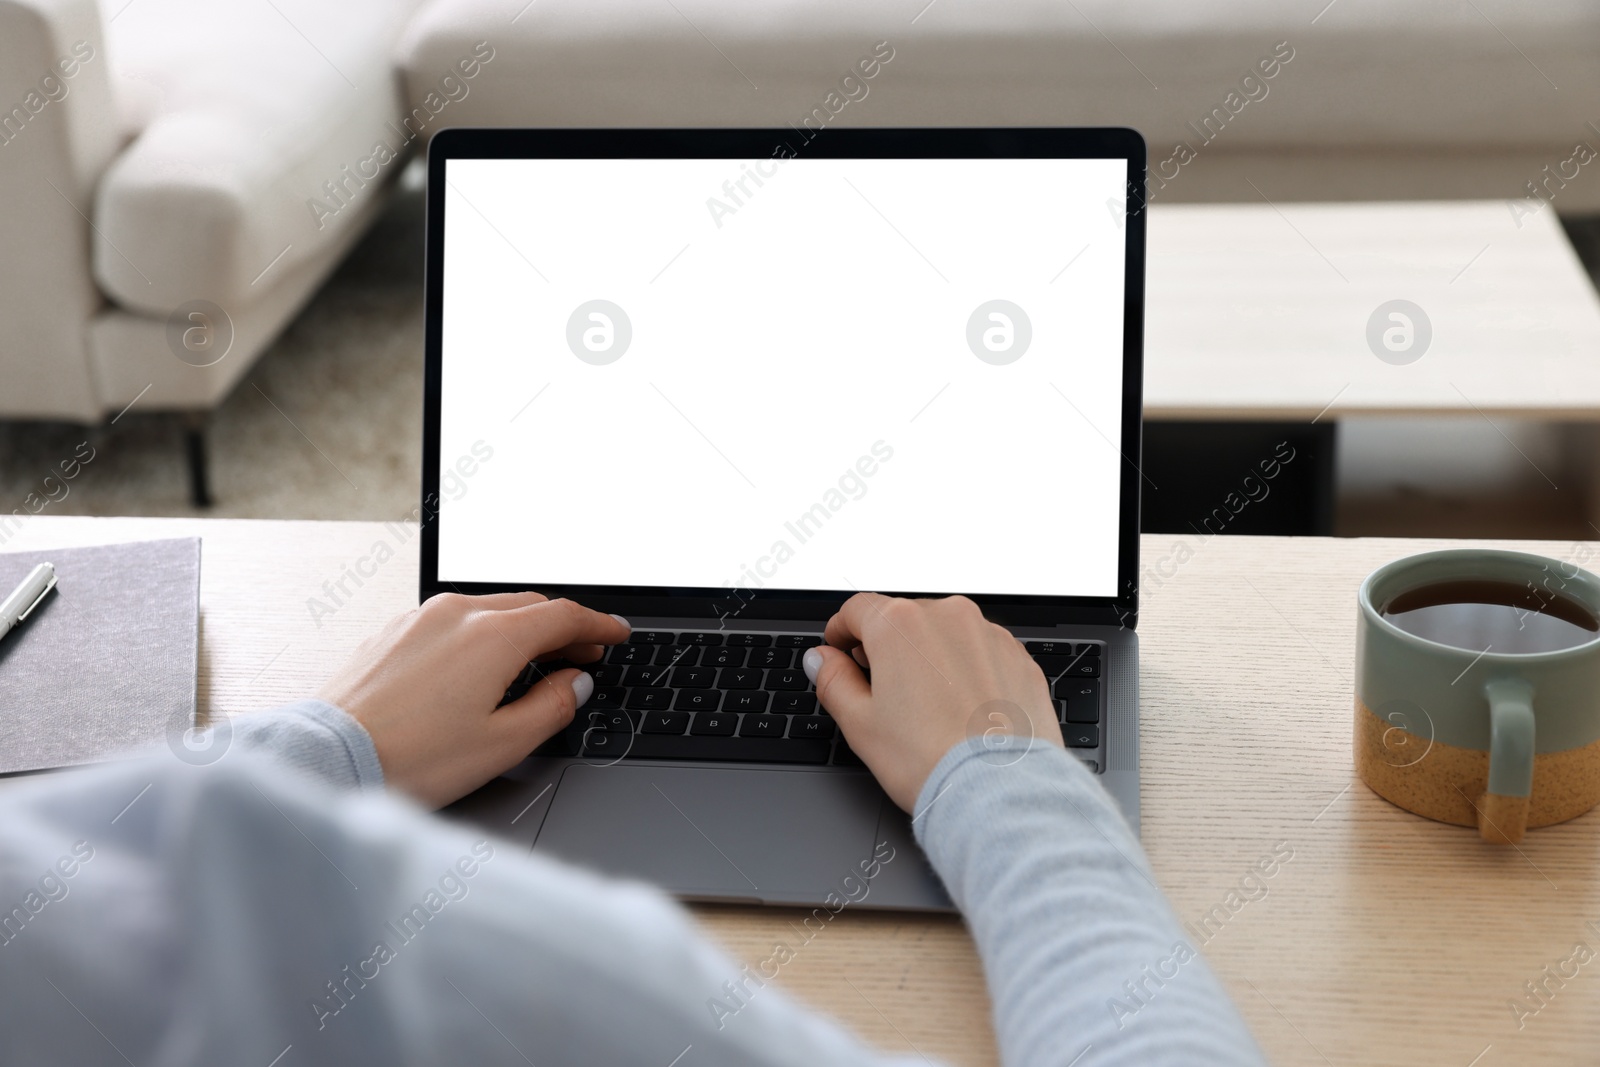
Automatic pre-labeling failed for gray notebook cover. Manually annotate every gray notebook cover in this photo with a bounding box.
[0,537,200,774]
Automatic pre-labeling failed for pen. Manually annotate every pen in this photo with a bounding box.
[0,562,57,641]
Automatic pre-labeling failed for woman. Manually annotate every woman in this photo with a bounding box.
[0,591,1264,1066]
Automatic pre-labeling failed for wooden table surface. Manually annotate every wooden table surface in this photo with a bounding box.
[1146,201,1600,421]
[7,515,1600,1067]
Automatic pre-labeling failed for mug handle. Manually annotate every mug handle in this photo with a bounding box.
[1478,678,1536,844]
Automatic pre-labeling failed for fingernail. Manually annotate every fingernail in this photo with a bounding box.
[609,613,632,632]
[572,672,594,708]
[802,647,824,682]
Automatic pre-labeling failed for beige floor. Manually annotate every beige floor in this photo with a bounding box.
[1,190,1598,540]
[0,184,429,524]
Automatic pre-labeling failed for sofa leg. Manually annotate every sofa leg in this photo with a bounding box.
[183,414,213,508]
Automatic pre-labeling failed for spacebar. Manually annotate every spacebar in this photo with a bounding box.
[598,734,832,764]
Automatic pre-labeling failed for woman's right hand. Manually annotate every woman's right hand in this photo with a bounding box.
[803,593,1063,811]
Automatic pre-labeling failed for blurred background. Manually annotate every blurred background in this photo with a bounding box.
[2,0,1598,541]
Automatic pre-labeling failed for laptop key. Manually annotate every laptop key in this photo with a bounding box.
[740,714,786,738]
[704,646,746,668]
[1062,724,1099,748]
[1025,640,1073,657]
[1063,658,1101,678]
[790,717,836,740]
[718,667,761,689]
[678,631,723,645]
[654,644,700,666]
[690,712,738,737]
[1076,643,1102,657]
[724,691,769,713]
[674,689,721,712]
[642,711,690,734]
[766,669,808,691]
[776,634,824,648]
[1060,680,1100,723]
[1032,654,1072,677]
[608,644,653,665]
[772,692,816,714]
[579,731,627,758]
[587,710,635,733]
[724,633,773,647]
[590,665,626,687]
[1052,673,1095,700]
[748,647,793,669]
[588,686,627,711]
[624,665,670,687]
[631,631,674,644]
[671,666,716,688]
[594,734,830,764]
[626,688,674,711]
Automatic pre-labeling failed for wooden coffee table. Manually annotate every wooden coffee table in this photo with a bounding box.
[1146,200,1600,419]
[1139,200,1600,531]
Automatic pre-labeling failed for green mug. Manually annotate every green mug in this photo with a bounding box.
[1355,549,1600,844]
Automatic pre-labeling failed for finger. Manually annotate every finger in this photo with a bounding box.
[465,591,550,610]
[494,667,592,749]
[537,642,606,665]
[490,600,632,660]
[803,645,872,726]
[823,591,892,652]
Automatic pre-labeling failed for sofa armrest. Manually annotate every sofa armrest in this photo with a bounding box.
[0,0,121,420]
[90,0,426,316]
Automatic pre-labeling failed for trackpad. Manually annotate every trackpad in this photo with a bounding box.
[534,764,883,904]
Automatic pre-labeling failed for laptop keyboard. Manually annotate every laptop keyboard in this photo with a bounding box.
[505,631,1104,771]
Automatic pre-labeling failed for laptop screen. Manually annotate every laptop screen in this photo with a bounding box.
[435,153,1129,600]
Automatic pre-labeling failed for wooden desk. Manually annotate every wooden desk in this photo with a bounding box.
[9,515,1600,1066]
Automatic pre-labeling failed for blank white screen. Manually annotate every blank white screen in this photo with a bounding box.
[437,155,1128,598]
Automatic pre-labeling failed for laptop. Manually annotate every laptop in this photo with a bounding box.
[424,128,1146,911]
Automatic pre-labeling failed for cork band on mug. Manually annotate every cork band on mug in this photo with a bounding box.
[1355,549,1600,845]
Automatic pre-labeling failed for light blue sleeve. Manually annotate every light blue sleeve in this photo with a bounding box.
[195,703,1262,1065]
[0,752,926,1067]
[912,738,1268,1066]
[228,699,385,792]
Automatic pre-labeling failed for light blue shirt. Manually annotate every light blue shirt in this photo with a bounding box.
[0,700,1265,1065]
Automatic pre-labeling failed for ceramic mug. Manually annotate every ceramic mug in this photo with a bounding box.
[1355,549,1600,844]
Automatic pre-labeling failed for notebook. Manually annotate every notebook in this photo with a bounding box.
[0,537,200,774]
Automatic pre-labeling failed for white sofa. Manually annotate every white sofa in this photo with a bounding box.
[0,0,430,500]
[396,0,1600,207]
